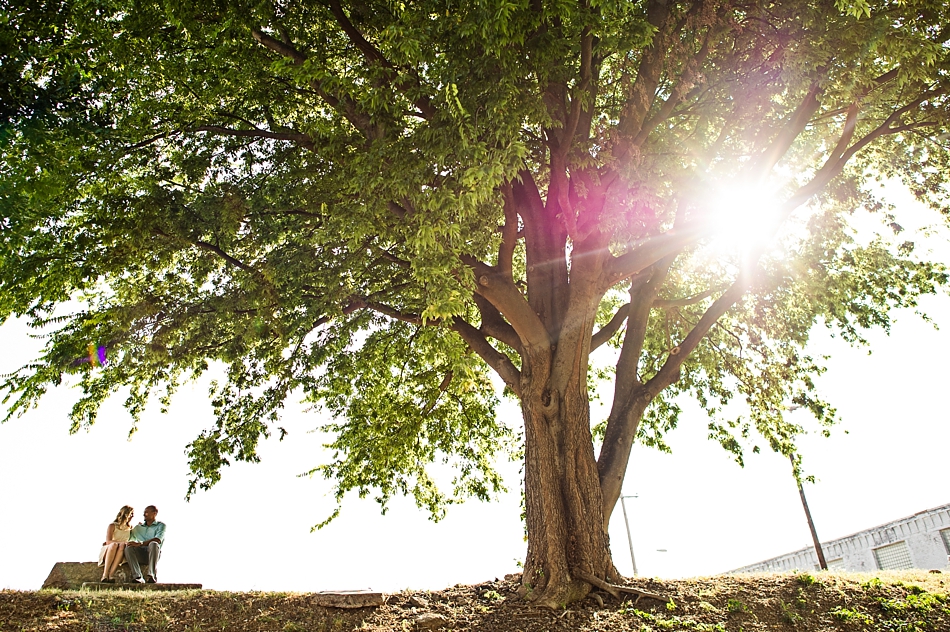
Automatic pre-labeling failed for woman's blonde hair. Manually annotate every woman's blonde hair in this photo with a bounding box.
[113,505,134,528]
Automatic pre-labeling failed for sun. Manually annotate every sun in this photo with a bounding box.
[705,179,786,257]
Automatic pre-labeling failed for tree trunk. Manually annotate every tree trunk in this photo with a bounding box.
[518,358,615,608]
[598,394,652,530]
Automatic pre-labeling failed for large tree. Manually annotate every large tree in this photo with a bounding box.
[3,0,949,606]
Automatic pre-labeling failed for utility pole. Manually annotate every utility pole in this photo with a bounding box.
[620,494,639,576]
[791,455,827,570]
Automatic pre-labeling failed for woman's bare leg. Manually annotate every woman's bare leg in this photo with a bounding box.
[101,543,117,580]
[106,543,126,579]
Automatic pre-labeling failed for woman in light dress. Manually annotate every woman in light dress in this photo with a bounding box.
[98,505,134,582]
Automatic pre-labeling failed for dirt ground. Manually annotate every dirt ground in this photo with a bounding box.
[1,570,947,631]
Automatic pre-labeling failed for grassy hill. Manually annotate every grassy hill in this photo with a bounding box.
[2,570,947,631]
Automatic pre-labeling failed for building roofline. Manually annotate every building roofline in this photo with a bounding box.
[728,502,950,573]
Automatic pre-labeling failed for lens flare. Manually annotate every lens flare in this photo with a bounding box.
[706,180,784,256]
[85,343,108,367]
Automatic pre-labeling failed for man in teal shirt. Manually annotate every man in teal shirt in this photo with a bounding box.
[124,505,166,583]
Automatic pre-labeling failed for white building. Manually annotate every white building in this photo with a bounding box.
[732,503,950,573]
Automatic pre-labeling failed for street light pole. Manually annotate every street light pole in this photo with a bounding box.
[791,455,827,570]
[620,494,639,577]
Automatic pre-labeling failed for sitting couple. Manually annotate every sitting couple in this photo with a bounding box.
[98,504,166,583]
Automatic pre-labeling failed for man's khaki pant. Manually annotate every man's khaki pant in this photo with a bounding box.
[124,542,161,581]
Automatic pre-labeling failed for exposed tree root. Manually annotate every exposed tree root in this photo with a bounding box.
[613,584,671,605]
[573,570,621,599]
[573,570,671,605]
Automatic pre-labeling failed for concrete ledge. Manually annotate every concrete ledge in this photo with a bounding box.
[82,582,202,591]
[43,562,102,590]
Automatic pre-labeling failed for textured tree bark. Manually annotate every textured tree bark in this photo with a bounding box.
[597,394,652,530]
[518,354,616,608]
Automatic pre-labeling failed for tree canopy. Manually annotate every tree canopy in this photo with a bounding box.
[3,0,949,605]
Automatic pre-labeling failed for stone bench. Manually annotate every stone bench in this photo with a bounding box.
[41,562,201,590]
[42,564,384,607]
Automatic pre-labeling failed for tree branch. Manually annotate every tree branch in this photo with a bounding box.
[451,318,522,396]
[251,27,377,136]
[590,304,629,351]
[362,300,423,324]
[786,89,945,208]
[594,260,672,518]
[752,67,900,180]
[652,286,721,308]
[371,246,411,268]
[821,102,860,167]
[326,0,394,68]
[751,81,822,179]
[474,293,523,354]
[616,0,673,142]
[125,130,176,152]
[606,223,707,284]
[421,370,453,416]
[558,26,595,158]
[503,172,568,342]
[499,182,519,280]
[251,27,307,63]
[154,227,270,285]
[621,260,672,383]
[590,259,669,354]
[304,297,368,332]
[647,279,747,395]
[191,239,260,277]
[325,0,435,119]
[550,159,584,241]
[195,125,314,149]
[573,49,601,147]
[632,32,712,147]
[464,256,553,352]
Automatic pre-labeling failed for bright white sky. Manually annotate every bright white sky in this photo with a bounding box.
[1,183,948,592]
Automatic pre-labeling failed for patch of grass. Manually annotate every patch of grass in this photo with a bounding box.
[830,606,874,625]
[726,598,750,613]
[622,607,728,631]
[794,586,809,610]
[797,572,818,587]
[862,577,884,592]
[779,599,803,625]
[878,590,947,615]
